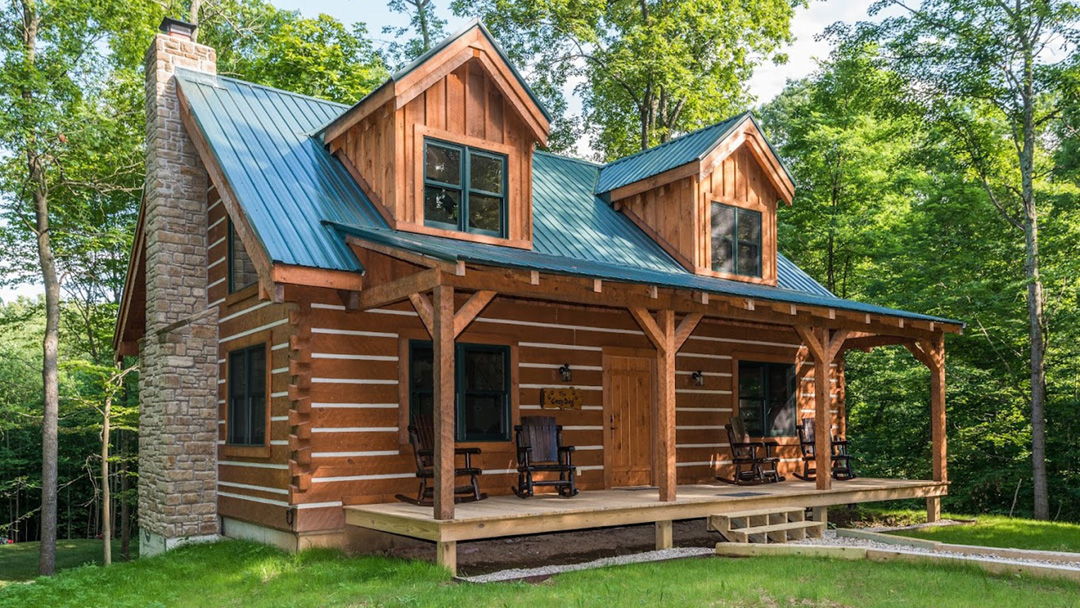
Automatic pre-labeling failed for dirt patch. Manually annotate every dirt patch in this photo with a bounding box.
[381,519,721,577]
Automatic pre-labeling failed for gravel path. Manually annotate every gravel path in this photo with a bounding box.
[459,547,715,583]
[792,530,1080,570]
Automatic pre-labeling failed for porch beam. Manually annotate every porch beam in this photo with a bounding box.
[432,285,456,520]
[357,268,442,311]
[673,313,704,351]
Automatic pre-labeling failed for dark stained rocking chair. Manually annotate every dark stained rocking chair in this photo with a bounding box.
[395,415,487,505]
[512,416,578,498]
[717,417,784,485]
[794,417,856,481]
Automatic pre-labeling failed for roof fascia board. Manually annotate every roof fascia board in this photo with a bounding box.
[112,193,147,358]
[319,82,394,144]
[471,47,549,144]
[607,160,700,202]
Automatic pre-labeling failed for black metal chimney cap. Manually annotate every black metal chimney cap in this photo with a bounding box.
[159,17,197,39]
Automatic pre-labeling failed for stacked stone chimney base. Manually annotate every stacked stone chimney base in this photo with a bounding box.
[137,29,220,557]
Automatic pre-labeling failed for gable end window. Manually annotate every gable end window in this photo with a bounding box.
[738,361,796,438]
[228,219,258,293]
[408,340,512,442]
[228,344,267,446]
[710,202,762,277]
[423,138,507,238]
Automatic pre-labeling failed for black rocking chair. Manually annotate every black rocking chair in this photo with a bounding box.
[794,417,856,481]
[512,416,578,498]
[717,417,784,485]
[395,415,487,505]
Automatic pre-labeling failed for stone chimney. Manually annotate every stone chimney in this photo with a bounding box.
[138,18,220,556]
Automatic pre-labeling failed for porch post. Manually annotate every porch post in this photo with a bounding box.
[813,328,832,492]
[656,310,677,502]
[432,285,456,521]
[928,333,947,522]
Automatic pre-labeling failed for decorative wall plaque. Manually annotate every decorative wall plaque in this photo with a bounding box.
[540,387,584,410]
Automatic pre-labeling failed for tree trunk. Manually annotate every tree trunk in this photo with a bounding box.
[120,430,131,560]
[20,0,59,576]
[189,0,203,41]
[101,381,112,565]
[415,0,432,52]
[1018,25,1049,521]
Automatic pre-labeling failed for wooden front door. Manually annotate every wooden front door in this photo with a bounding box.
[603,354,654,487]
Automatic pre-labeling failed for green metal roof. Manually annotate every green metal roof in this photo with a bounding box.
[595,113,796,196]
[175,69,388,272]
[173,66,960,327]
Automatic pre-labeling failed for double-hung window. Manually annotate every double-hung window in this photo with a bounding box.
[408,341,512,442]
[423,138,507,237]
[710,202,762,277]
[738,361,796,437]
[227,344,267,446]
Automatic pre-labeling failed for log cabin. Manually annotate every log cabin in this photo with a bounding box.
[114,18,963,571]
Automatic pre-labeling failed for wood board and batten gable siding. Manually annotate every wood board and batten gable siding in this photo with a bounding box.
[328,37,543,248]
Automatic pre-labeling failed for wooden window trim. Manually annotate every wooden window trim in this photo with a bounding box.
[701,191,778,285]
[222,341,271,458]
[731,349,804,445]
[410,124,526,247]
[709,202,763,279]
[397,328,519,448]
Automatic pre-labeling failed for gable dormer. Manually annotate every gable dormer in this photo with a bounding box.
[596,114,794,286]
[319,21,550,249]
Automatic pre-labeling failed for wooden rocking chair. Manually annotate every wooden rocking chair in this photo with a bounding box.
[395,415,487,505]
[717,417,784,485]
[512,416,578,498]
[794,417,856,481]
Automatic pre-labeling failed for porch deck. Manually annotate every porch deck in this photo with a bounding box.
[344,477,947,544]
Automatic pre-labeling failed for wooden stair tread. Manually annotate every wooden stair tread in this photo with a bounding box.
[732,520,825,536]
[713,507,805,519]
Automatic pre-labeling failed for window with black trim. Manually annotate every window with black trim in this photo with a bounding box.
[228,219,257,293]
[408,341,511,441]
[227,344,267,446]
[710,202,762,277]
[423,138,507,237]
[738,361,796,437]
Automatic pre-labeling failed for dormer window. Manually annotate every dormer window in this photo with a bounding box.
[424,138,507,238]
[710,202,762,278]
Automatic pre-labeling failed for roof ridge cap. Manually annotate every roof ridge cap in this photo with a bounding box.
[175,67,351,109]
[601,113,746,169]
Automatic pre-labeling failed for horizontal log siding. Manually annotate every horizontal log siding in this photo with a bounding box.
[283,286,844,533]
[208,188,297,531]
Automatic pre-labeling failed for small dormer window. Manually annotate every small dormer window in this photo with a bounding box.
[711,202,762,277]
[423,138,507,238]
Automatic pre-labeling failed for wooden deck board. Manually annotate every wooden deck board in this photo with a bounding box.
[344,478,947,542]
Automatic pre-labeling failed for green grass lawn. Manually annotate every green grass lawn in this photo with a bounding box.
[1,540,1078,608]
[888,513,1080,553]
[0,540,133,588]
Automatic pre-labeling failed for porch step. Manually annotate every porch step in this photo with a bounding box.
[709,507,825,544]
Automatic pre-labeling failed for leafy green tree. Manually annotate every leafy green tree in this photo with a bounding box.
[0,0,157,574]
[383,0,447,69]
[452,0,805,159]
[840,0,1080,520]
[186,0,388,104]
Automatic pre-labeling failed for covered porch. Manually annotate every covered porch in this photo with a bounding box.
[326,232,960,573]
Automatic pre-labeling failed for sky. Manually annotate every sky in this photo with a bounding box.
[0,0,879,303]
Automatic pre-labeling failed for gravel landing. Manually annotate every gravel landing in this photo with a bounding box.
[458,547,715,583]
[792,531,1080,571]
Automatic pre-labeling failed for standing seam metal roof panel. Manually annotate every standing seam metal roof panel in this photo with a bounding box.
[175,69,387,272]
